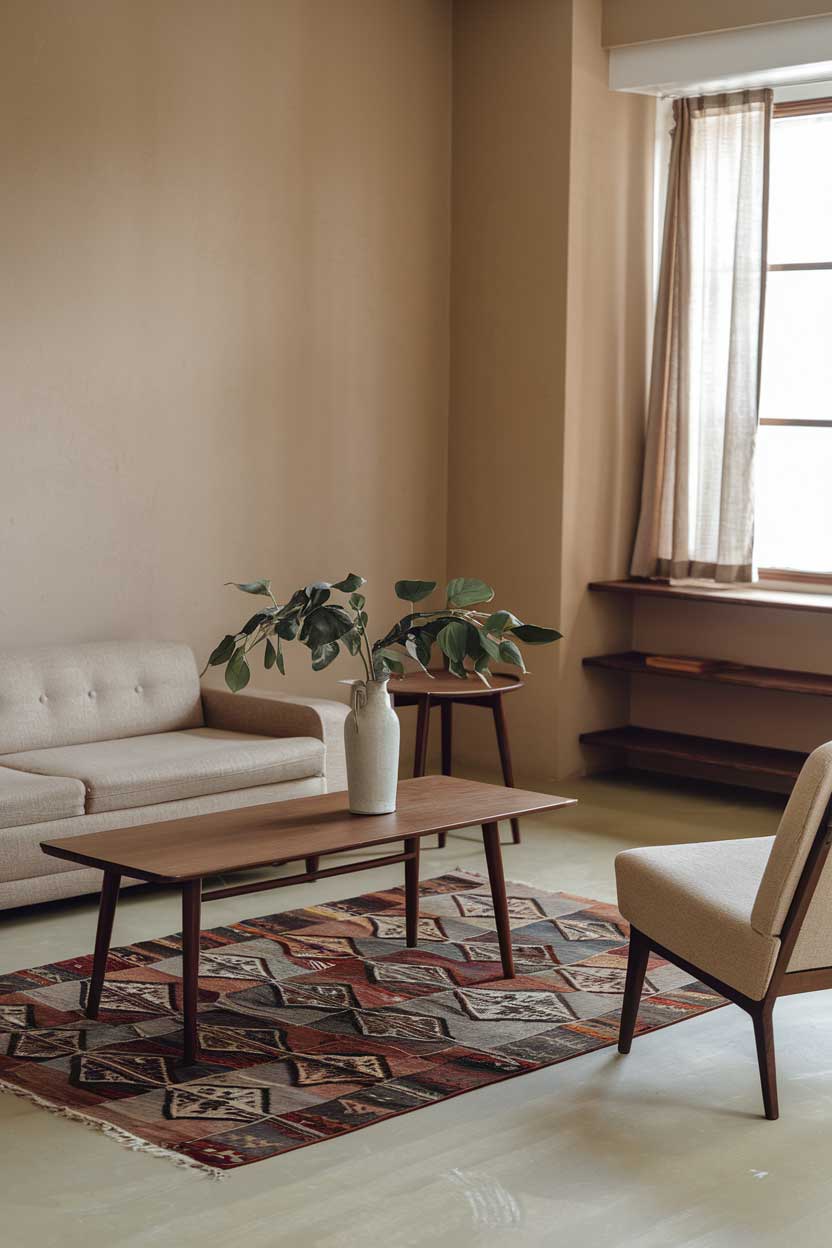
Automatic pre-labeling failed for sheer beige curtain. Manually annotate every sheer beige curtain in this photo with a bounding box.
[631,89,773,582]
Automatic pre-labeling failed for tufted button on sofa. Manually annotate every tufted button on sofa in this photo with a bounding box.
[0,641,348,909]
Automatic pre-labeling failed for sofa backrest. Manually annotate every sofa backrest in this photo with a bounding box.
[0,642,203,754]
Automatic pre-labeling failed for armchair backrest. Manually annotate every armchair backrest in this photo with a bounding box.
[751,742,832,970]
[0,642,203,754]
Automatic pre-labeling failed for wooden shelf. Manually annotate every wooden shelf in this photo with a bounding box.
[589,578,832,615]
[584,651,832,698]
[579,726,806,781]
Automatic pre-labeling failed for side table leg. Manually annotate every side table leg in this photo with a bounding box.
[86,870,121,1018]
[482,821,515,978]
[492,694,521,844]
[181,880,202,1065]
[405,837,420,946]
[413,696,431,777]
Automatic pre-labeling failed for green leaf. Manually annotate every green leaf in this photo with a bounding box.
[311,641,340,670]
[446,577,495,608]
[499,639,526,671]
[403,639,429,673]
[447,657,466,679]
[226,579,272,597]
[349,592,366,611]
[473,653,492,685]
[344,629,363,656]
[276,642,285,675]
[437,619,467,663]
[207,634,236,666]
[264,638,277,669]
[305,583,331,610]
[241,611,270,636]
[274,613,300,641]
[333,573,366,593]
[478,631,501,662]
[512,624,562,645]
[376,647,405,676]
[465,623,486,662]
[419,615,456,639]
[484,610,522,636]
[414,631,433,668]
[300,605,354,649]
[225,649,251,691]
[395,579,436,604]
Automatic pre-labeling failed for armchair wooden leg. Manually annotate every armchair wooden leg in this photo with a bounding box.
[618,927,650,1054]
[751,1002,779,1121]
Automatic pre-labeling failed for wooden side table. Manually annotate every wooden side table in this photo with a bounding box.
[389,671,525,848]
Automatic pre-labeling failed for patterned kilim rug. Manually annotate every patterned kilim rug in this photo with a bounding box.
[0,871,725,1177]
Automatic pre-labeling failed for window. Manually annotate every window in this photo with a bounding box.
[755,98,832,581]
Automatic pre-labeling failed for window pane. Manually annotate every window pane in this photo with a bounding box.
[759,270,832,422]
[768,113,832,264]
[755,425,832,573]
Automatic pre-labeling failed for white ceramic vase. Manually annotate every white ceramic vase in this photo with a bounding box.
[344,678,400,814]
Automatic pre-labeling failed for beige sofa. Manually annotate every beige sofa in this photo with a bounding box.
[0,641,348,909]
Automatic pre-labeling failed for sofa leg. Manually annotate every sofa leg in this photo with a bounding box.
[618,927,649,1054]
[752,1002,779,1120]
[305,856,320,876]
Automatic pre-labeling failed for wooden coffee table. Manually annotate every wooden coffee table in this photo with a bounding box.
[41,776,576,1065]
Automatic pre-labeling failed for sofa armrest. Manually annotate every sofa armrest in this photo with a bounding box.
[201,687,349,793]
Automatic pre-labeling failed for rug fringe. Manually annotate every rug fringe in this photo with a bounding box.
[0,1077,226,1180]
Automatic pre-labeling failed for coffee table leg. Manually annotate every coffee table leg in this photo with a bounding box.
[405,837,420,947]
[181,880,202,1065]
[87,869,121,1018]
[482,821,515,978]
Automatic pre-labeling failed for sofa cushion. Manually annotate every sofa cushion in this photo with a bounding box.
[0,766,86,830]
[615,836,781,1001]
[1,729,325,814]
[0,642,203,755]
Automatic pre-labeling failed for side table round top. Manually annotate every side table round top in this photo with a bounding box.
[388,670,524,698]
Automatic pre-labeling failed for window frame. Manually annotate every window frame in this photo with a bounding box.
[757,95,832,587]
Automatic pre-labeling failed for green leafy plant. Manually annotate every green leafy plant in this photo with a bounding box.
[204,575,562,692]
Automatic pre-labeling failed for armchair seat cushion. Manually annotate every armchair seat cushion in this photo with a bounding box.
[1,729,325,815]
[615,836,781,1000]
[0,766,86,829]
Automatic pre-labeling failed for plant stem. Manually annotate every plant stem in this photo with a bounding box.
[349,606,373,682]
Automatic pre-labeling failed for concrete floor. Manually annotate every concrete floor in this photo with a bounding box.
[3,771,831,1248]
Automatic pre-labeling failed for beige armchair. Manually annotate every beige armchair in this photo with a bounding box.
[615,741,832,1120]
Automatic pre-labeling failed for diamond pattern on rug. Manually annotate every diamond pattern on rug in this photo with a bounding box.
[163,1084,270,1121]
[0,872,726,1173]
[369,916,447,941]
[453,894,544,921]
[368,962,455,988]
[456,987,575,1023]
[199,953,275,981]
[79,980,178,1015]
[554,914,626,942]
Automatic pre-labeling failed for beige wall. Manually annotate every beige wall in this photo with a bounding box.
[602,0,832,48]
[0,0,451,711]
[448,0,573,784]
[2,0,657,787]
[448,0,652,786]
[558,0,652,778]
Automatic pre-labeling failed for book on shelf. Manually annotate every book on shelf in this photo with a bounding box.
[644,654,717,675]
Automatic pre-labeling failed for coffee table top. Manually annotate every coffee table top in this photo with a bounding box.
[41,776,575,884]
